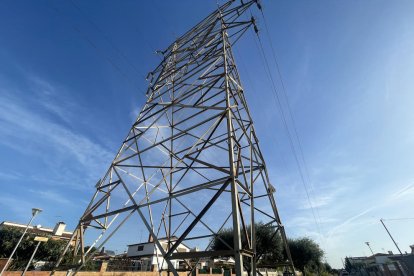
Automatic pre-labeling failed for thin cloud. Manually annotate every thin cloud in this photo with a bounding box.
[0,193,38,222]
[0,94,111,172]
[389,182,414,201]
[0,77,113,189]
[0,171,22,180]
[323,180,414,247]
[327,206,376,240]
[29,75,80,125]
[29,189,72,205]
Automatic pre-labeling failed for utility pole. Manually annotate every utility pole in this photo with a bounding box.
[380,219,403,255]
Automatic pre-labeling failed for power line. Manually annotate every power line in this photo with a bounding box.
[252,28,323,243]
[49,4,146,95]
[135,26,163,61]
[382,217,414,221]
[233,46,290,177]
[260,10,314,187]
[249,7,326,247]
[69,0,147,81]
[151,0,178,40]
[258,7,328,251]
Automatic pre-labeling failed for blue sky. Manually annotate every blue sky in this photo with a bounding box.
[1,0,414,268]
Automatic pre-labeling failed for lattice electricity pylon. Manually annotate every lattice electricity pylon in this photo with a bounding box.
[54,1,295,275]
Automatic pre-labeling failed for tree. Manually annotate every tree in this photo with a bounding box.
[287,237,324,274]
[0,227,71,270]
[323,262,333,273]
[208,226,330,274]
[255,224,284,265]
[210,223,285,266]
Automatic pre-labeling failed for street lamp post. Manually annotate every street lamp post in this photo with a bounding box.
[365,242,374,255]
[0,208,42,276]
[21,236,48,276]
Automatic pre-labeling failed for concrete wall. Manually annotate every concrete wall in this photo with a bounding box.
[1,270,293,276]
[2,272,189,276]
[0,258,10,272]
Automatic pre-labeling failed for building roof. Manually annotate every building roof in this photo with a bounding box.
[128,236,190,249]
[0,221,73,239]
[346,256,369,260]
[347,253,395,260]
[128,236,179,247]
[372,253,391,257]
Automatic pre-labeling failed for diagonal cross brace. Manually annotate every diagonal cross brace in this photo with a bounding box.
[164,179,230,258]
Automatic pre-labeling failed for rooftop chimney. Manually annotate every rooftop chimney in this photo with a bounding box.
[53,222,66,236]
[410,245,414,254]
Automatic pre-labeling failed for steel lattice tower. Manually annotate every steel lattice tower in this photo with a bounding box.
[54,1,295,275]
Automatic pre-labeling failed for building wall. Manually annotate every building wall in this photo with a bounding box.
[151,256,179,270]
[374,255,392,265]
[0,258,10,272]
[127,243,155,258]
[127,240,190,271]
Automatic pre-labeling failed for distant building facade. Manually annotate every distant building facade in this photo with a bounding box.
[126,237,190,271]
[389,246,414,275]
[0,221,72,241]
[345,251,414,276]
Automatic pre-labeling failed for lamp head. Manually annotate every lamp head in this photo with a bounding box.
[32,208,43,217]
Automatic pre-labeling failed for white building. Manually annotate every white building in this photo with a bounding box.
[0,221,72,241]
[127,237,190,271]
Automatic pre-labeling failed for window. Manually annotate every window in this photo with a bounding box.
[137,245,144,251]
